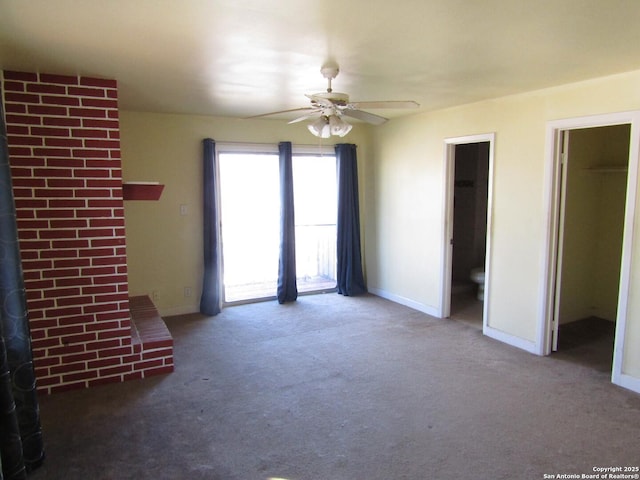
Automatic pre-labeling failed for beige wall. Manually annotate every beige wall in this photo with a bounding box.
[368,69,640,382]
[119,112,371,315]
[368,94,548,340]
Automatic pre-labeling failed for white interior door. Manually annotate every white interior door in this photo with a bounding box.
[440,143,456,318]
[551,131,570,351]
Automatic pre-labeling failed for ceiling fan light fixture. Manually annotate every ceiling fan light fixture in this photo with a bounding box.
[329,115,352,137]
[307,114,352,138]
[307,116,332,138]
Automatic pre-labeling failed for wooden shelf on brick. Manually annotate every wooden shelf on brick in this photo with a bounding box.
[122,182,164,201]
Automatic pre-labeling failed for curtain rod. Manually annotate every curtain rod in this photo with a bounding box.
[216,141,339,154]
[216,141,337,148]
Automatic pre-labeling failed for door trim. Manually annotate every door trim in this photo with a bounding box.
[440,133,495,335]
[538,111,640,394]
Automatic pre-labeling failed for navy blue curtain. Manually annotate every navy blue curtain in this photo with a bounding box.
[277,142,297,303]
[0,90,45,478]
[200,138,222,315]
[335,144,367,296]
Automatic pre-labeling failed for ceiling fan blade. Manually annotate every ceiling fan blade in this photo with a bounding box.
[288,113,319,124]
[342,109,388,125]
[244,107,313,120]
[348,100,420,109]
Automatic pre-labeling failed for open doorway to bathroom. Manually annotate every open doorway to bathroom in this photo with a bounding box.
[450,142,489,328]
[441,134,494,330]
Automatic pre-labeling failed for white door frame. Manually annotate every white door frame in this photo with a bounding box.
[538,111,640,393]
[440,133,495,334]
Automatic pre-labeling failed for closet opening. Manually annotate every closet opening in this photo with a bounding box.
[550,124,630,373]
[540,110,640,395]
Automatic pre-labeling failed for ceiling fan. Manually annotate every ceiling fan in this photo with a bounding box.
[246,63,420,138]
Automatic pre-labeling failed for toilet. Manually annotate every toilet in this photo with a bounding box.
[470,267,485,301]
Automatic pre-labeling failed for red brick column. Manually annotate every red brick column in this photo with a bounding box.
[2,70,173,394]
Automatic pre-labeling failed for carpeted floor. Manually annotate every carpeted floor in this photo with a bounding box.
[555,317,616,373]
[28,293,640,480]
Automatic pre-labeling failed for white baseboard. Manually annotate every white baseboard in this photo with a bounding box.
[483,325,539,354]
[612,371,640,395]
[367,287,440,317]
[159,304,200,317]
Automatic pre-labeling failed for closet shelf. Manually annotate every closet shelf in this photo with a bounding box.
[123,182,164,200]
[583,166,628,173]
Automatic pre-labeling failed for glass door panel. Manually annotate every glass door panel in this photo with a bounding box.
[293,155,337,293]
[219,153,280,303]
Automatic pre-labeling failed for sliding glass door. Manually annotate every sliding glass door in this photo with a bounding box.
[219,149,337,304]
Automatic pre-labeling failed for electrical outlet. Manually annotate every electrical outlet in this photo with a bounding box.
[180,204,188,216]
[152,290,159,301]
[184,287,192,297]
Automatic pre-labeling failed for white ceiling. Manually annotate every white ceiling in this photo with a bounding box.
[2,0,640,121]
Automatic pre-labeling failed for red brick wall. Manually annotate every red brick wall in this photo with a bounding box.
[2,70,173,394]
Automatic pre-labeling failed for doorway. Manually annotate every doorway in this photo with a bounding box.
[540,111,640,392]
[441,134,494,329]
[549,125,629,371]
